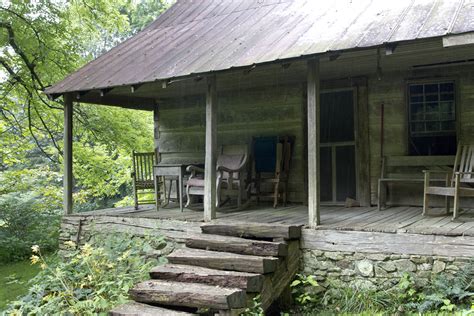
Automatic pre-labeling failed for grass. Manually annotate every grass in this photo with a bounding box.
[0,259,40,310]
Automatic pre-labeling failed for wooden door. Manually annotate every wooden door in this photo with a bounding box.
[320,90,357,203]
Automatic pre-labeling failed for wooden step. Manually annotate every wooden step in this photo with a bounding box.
[201,222,301,240]
[129,280,247,310]
[167,248,279,274]
[185,233,288,256]
[109,301,197,316]
[150,263,264,292]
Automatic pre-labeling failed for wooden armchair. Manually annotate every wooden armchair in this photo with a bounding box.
[250,136,294,208]
[185,145,249,208]
[423,143,474,220]
[132,151,162,210]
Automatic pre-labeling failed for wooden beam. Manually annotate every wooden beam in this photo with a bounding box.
[99,88,113,97]
[153,104,161,163]
[443,32,474,47]
[131,84,143,93]
[63,94,73,215]
[77,93,156,110]
[204,75,217,221]
[307,59,321,228]
[301,229,474,258]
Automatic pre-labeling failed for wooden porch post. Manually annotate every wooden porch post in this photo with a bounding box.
[204,75,217,221]
[307,59,321,228]
[63,94,73,215]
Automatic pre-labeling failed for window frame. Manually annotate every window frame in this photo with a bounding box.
[404,77,459,156]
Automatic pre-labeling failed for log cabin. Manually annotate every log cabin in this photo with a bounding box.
[46,0,474,314]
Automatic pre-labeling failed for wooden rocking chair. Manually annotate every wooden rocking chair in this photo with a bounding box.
[132,151,163,210]
[250,136,294,208]
[423,143,474,220]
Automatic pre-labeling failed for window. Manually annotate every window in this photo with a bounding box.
[408,81,457,155]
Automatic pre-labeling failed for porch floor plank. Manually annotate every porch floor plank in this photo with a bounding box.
[70,203,474,237]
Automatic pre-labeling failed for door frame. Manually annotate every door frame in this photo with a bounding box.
[319,87,359,205]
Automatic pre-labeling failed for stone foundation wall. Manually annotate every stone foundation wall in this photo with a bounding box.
[301,249,472,290]
[60,214,474,292]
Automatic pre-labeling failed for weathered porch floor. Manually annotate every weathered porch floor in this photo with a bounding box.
[74,204,474,237]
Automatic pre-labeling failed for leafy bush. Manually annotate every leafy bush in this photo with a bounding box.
[397,264,474,313]
[0,192,61,262]
[5,232,167,315]
[290,274,391,314]
[240,295,264,316]
[290,274,320,311]
[290,263,474,315]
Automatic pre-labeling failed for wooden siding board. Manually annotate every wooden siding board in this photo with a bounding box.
[368,65,474,206]
[157,83,306,203]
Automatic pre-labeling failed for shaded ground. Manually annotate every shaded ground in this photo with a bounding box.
[0,260,39,310]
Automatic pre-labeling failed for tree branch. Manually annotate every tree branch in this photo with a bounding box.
[0,21,45,90]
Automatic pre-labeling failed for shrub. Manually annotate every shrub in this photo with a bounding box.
[0,192,61,262]
[240,295,264,316]
[5,232,167,315]
[290,263,474,315]
[397,264,474,313]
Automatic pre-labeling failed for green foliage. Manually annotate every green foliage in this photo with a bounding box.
[320,282,392,314]
[5,232,167,314]
[0,192,61,262]
[240,295,264,316]
[0,259,41,310]
[396,264,474,313]
[290,264,474,315]
[290,274,320,309]
[1,0,170,233]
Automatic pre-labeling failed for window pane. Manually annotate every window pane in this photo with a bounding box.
[440,93,454,101]
[410,84,423,94]
[425,112,439,121]
[410,102,424,120]
[426,102,439,112]
[425,84,439,94]
[439,101,453,113]
[411,122,425,132]
[440,82,454,92]
[441,121,455,131]
[410,95,423,103]
[425,94,439,102]
[426,122,440,132]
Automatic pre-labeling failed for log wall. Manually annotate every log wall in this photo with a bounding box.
[154,62,474,206]
[156,84,307,202]
[368,65,474,205]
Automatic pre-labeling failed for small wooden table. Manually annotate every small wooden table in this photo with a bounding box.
[153,164,186,212]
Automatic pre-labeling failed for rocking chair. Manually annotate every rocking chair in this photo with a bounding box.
[132,151,164,210]
[250,136,294,208]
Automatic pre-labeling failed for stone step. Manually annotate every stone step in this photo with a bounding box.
[149,263,264,292]
[109,301,197,316]
[201,222,301,240]
[129,280,247,310]
[167,248,279,274]
[185,233,288,256]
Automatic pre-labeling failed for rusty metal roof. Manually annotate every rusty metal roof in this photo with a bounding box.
[46,0,474,95]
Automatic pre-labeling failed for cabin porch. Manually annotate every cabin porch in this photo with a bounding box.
[69,203,474,237]
[61,201,474,312]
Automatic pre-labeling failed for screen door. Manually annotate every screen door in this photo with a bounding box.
[320,90,357,203]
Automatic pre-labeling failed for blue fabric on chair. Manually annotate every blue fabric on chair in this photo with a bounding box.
[253,136,278,173]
